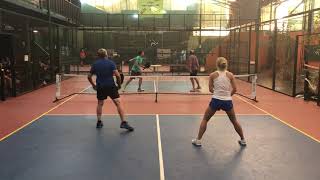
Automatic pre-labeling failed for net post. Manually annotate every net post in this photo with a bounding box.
[155,76,159,103]
[0,68,5,101]
[251,74,257,100]
[55,73,61,102]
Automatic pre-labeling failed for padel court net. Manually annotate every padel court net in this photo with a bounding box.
[55,74,257,102]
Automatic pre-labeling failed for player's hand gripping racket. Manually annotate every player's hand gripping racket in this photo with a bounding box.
[143,62,151,70]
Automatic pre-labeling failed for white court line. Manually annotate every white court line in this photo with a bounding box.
[235,95,320,143]
[156,114,165,180]
[62,74,256,78]
[0,86,90,142]
[46,113,268,116]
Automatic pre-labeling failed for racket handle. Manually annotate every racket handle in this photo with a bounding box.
[120,73,124,84]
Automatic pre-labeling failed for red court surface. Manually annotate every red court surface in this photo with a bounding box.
[0,79,320,143]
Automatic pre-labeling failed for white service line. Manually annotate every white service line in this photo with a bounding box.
[156,114,165,180]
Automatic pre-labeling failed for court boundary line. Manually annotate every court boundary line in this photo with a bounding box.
[156,114,165,180]
[0,87,90,142]
[235,95,320,143]
[45,113,268,116]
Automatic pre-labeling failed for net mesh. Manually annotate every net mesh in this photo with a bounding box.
[55,74,257,102]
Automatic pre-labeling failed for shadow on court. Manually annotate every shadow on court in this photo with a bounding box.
[0,115,319,180]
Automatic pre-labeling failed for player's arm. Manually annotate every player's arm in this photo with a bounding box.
[87,66,96,90]
[132,57,138,67]
[113,70,122,89]
[209,72,219,93]
[87,73,96,90]
[209,73,215,93]
[139,58,145,68]
[196,57,200,70]
[111,62,122,89]
[229,72,237,96]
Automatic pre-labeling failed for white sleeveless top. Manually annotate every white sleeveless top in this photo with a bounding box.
[212,71,232,100]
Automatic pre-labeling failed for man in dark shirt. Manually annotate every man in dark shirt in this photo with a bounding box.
[88,49,134,131]
[188,50,201,92]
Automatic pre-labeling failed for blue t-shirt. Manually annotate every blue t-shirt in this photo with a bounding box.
[90,58,116,87]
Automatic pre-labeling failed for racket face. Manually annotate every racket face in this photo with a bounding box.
[144,62,151,68]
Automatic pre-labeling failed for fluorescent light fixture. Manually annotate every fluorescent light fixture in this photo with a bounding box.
[193,30,230,37]
[33,30,39,33]
[150,6,159,12]
[274,0,304,30]
[193,27,230,37]
[80,0,91,3]
[276,0,303,19]
[172,0,197,10]
[186,0,197,6]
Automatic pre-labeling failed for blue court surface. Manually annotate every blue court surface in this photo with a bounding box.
[0,115,320,180]
[82,79,251,97]
[84,80,207,94]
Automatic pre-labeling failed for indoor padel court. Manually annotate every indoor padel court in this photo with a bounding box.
[1,0,320,180]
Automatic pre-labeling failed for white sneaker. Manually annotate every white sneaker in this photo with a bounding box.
[238,139,247,147]
[192,139,202,147]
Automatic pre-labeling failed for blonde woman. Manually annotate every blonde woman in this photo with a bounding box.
[192,57,246,147]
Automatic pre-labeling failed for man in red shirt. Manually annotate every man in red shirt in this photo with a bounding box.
[80,49,86,66]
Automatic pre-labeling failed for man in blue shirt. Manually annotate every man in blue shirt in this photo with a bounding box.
[88,49,134,131]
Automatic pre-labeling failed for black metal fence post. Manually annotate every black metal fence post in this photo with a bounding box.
[292,35,299,96]
[11,60,16,97]
[248,26,252,76]
[304,70,310,100]
[317,64,320,106]
[1,68,5,101]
